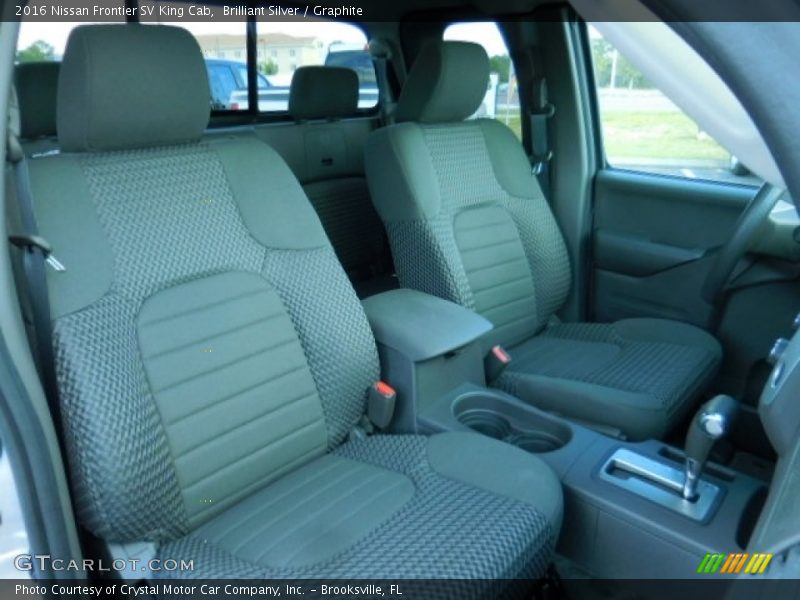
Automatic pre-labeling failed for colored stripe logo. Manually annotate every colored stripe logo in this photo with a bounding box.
[697,552,773,574]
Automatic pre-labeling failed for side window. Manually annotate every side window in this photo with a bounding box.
[255,21,377,113]
[589,26,760,184]
[444,22,520,139]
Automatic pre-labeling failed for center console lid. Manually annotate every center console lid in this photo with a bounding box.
[362,288,493,361]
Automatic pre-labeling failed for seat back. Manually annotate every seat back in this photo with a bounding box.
[28,24,378,543]
[255,67,392,294]
[366,42,571,348]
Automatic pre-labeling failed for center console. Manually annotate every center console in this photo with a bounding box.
[419,385,765,578]
[363,289,770,579]
[362,288,493,432]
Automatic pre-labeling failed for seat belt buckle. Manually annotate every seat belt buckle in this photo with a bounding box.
[485,345,512,382]
[9,234,66,272]
[368,381,396,430]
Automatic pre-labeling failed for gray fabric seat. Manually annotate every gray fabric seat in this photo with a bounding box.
[281,66,396,297]
[365,41,722,440]
[27,25,562,583]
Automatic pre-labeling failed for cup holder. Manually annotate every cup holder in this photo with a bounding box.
[510,432,566,454]
[458,409,511,440]
[454,392,572,453]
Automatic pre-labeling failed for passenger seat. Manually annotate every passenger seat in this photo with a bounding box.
[365,41,723,440]
[20,25,562,582]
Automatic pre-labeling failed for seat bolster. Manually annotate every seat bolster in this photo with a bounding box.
[365,123,442,223]
[478,118,544,200]
[426,431,563,534]
[614,318,723,361]
[29,154,114,318]
[212,136,330,249]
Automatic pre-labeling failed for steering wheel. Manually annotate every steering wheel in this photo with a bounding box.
[701,183,784,305]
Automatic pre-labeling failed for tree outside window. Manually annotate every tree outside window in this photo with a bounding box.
[16,40,55,62]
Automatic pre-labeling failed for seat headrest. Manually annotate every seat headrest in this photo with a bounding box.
[395,41,490,124]
[58,24,210,152]
[14,62,60,140]
[288,66,359,121]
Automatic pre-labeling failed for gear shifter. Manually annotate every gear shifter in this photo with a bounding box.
[682,394,739,501]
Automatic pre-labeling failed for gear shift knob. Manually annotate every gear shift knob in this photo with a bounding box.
[682,395,738,500]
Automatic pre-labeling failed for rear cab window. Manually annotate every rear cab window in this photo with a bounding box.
[15,17,251,115]
[15,11,377,119]
[152,14,378,114]
[137,5,250,113]
[254,20,377,112]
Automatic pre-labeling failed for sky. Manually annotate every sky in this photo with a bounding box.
[17,19,510,57]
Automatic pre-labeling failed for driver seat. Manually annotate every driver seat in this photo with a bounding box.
[365,42,722,440]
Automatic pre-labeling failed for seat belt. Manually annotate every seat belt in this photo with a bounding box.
[528,49,555,198]
[369,38,396,126]
[7,142,67,444]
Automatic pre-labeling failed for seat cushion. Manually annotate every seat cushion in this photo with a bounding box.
[496,319,722,440]
[157,433,561,581]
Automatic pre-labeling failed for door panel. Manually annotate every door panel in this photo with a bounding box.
[592,169,753,327]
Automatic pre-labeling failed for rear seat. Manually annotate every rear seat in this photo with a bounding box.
[14,61,60,156]
[253,66,397,297]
